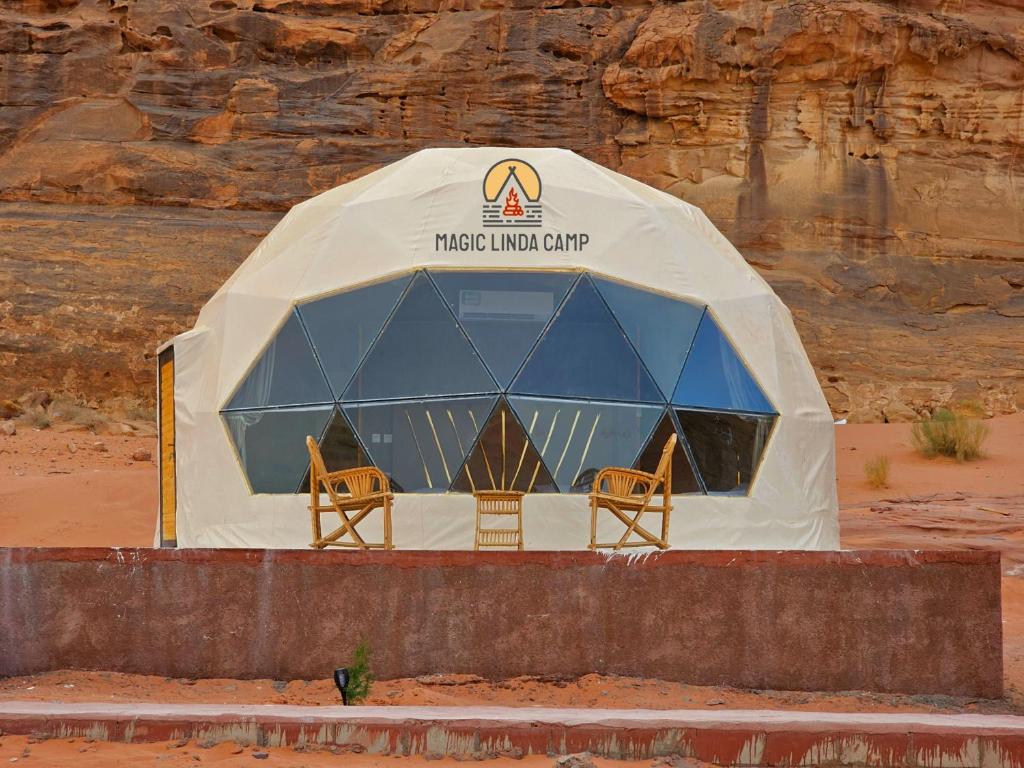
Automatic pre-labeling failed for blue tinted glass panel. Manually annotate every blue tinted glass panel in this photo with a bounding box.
[298,274,412,398]
[510,276,662,403]
[343,273,497,401]
[633,410,702,494]
[225,311,332,410]
[592,277,704,400]
[343,396,497,493]
[675,409,775,494]
[223,406,333,494]
[672,312,774,414]
[429,271,576,386]
[452,399,556,494]
[509,397,662,492]
[298,407,371,493]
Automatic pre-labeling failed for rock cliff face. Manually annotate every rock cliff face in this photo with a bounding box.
[1,0,1022,420]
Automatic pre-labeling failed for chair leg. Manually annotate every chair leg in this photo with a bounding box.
[474,502,481,551]
[384,497,393,550]
[310,499,323,548]
[589,497,597,550]
[613,504,635,550]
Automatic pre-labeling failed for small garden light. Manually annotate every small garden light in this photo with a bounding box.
[333,667,350,705]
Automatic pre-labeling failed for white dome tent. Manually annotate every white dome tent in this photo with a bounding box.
[157,147,838,550]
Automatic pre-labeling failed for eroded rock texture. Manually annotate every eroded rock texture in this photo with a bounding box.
[0,0,1022,419]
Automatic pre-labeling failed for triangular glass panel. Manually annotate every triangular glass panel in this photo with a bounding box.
[297,274,412,398]
[675,409,776,494]
[343,272,497,401]
[633,410,702,494]
[222,405,333,494]
[510,275,663,403]
[297,407,371,493]
[452,398,556,494]
[224,310,333,410]
[672,312,775,414]
[592,276,705,401]
[429,270,576,386]
[343,396,497,493]
[508,396,662,493]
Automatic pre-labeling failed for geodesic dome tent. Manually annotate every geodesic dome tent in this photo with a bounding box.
[156,147,838,550]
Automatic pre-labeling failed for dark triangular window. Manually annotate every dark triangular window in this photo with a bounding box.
[429,270,575,387]
[672,311,775,414]
[508,396,662,493]
[224,310,332,410]
[633,410,702,494]
[298,274,411,398]
[344,396,497,493]
[452,398,556,493]
[343,272,497,401]
[223,405,334,494]
[675,409,776,494]
[592,276,704,401]
[297,407,370,493]
[510,275,663,403]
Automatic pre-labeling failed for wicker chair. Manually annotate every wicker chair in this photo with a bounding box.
[306,436,393,550]
[588,433,676,550]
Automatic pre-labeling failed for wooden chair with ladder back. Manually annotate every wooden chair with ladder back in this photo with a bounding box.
[474,490,525,550]
[306,435,394,550]
[471,406,526,551]
[588,433,676,550]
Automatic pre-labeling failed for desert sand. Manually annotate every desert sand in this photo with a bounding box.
[0,413,1022,765]
[0,739,680,768]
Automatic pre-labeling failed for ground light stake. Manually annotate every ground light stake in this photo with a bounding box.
[333,668,350,705]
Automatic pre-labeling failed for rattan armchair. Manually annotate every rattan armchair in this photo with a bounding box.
[588,433,676,550]
[307,436,394,550]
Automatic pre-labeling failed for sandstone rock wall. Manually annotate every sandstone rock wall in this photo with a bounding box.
[1,0,1022,419]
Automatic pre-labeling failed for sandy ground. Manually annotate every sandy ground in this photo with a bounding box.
[0,413,1022,766]
[0,425,157,547]
[1,669,1011,714]
[0,738,677,768]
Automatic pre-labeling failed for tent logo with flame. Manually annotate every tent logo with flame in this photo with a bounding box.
[482,159,542,228]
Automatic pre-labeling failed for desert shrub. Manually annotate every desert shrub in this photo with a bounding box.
[49,399,108,431]
[17,409,51,430]
[864,455,890,489]
[346,641,374,704]
[911,405,988,462]
[106,396,156,422]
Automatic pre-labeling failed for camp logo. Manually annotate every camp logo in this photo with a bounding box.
[482,159,542,228]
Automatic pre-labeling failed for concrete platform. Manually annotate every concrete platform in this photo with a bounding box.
[1,702,1023,766]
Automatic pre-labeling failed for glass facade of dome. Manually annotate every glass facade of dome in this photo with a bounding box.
[220,270,777,496]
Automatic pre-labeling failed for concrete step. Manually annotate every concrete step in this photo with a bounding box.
[1,702,1022,767]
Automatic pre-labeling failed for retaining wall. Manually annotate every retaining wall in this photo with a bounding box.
[0,548,1003,697]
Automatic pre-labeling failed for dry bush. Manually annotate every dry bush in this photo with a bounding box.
[864,455,890,489]
[912,404,989,462]
[48,398,109,431]
[16,409,51,430]
[105,395,155,423]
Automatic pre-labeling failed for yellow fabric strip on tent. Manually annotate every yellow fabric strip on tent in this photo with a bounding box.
[553,409,581,481]
[404,408,432,489]
[573,412,601,490]
[424,408,451,485]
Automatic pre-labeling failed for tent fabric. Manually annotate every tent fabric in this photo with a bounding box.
[165,147,839,550]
